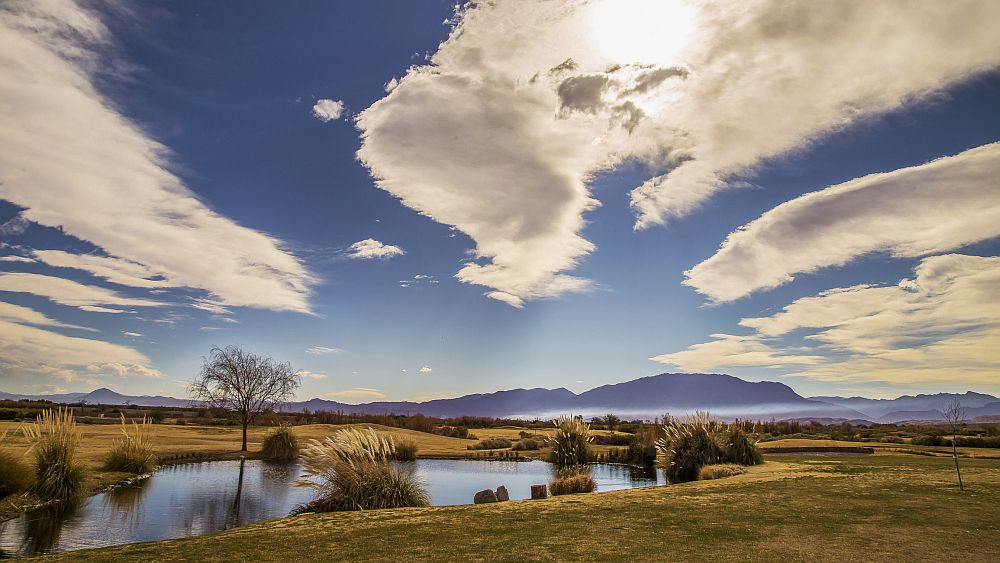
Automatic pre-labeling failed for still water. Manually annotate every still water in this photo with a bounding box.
[0,459,664,555]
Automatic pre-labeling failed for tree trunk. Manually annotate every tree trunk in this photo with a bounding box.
[241,421,248,452]
[952,440,964,491]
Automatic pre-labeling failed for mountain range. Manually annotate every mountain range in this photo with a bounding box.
[3,373,998,423]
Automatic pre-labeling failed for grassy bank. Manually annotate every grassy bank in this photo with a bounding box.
[27,452,1000,562]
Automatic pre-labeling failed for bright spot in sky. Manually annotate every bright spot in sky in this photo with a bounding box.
[586,0,695,66]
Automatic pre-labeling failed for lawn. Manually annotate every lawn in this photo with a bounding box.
[22,452,1000,562]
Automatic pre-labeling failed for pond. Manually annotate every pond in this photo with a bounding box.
[0,459,665,556]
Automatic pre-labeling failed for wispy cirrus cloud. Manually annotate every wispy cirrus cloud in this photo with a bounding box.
[322,388,386,401]
[305,346,344,355]
[356,0,1000,307]
[0,272,163,311]
[685,143,1000,302]
[0,0,314,313]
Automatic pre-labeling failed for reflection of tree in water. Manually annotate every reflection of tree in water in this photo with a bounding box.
[101,479,151,534]
[16,502,80,555]
[174,459,266,537]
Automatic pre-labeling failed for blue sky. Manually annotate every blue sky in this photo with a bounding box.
[1,0,999,402]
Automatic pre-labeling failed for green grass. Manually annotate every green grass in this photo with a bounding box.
[28,453,1000,562]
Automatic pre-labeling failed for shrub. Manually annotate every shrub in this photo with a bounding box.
[393,437,418,461]
[512,438,544,451]
[723,427,763,466]
[261,425,300,462]
[699,463,747,480]
[466,437,513,450]
[104,415,157,474]
[656,412,724,482]
[591,433,635,446]
[912,435,945,447]
[24,408,87,502]
[295,461,429,513]
[547,416,593,466]
[549,465,597,495]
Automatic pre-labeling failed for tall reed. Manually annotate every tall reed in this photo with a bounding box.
[656,412,724,482]
[547,416,593,466]
[549,464,597,495]
[104,415,157,474]
[23,408,86,502]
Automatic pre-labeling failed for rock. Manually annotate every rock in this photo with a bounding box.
[474,489,498,504]
[530,484,548,499]
[495,486,509,501]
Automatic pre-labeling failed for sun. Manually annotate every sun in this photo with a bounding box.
[585,0,696,67]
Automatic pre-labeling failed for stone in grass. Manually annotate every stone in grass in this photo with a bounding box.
[530,484,547,499]
[495,486,509,501]
[474,489,498,504]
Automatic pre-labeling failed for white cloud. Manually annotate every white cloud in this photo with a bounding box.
[122,331,142,338]
[346,239,405,260]
[312,99,345,122]
[0,255,34,263]
[655,254,1000,387]
[355,0,1000,307]
[33,250,171,289]
[686,143,1000,302]
[189,299,232,315]
[305,346,344,355]
[297,370,326,380]
[419,366,433,374]
[323,388,385,401]
[399,274,438,288]
[0,1,314,313]
[0,272,163,310]
[0,305,158,383]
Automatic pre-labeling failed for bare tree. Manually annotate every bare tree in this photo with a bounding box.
[944,399,966,492]
[191,345,300,451]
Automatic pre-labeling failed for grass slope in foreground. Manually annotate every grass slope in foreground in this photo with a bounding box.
[31,453,1000,562]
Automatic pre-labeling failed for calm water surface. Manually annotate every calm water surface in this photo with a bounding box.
[0,459,665,555]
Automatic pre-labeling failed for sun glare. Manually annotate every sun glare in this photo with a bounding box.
[586,0,695,67]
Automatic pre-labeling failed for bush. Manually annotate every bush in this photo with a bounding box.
[549,465,597,496]
[24,408,87,502]
[466,437,512,450]
[261,425,300,462]
[723,427,763,466]
[912,435,945,447]
[512,438,544,451]
[699,463,747,480]
[393,437,418,461]
[547,416,593,466]
[591,433,635,446]
[0,450,33,498]
[104,415,157,474]
[296,461,429,513]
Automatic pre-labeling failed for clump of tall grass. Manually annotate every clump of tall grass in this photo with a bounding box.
[549,464,597,496]
[296,427,429,513]
[656,412,724,482]
[393,437,418,461]
[723,427,763,466]
[23,408,86,502]
[699,463,747,480]
[0,428,33,498]
[547,416,593,466]
[104,415,157,474]
[261,425,300,462]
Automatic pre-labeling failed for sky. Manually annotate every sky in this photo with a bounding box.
[1,0,999,403]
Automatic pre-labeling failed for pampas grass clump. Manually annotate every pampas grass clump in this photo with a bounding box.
[699,463,747,480]
[656,412,724,482]
[261,425,300,462]
[104,415,157,474]
[723,427,763,466]
[297,427,429,513]
[24,408,87,502]
[547,416,593,466]
[393,437,418,461]
[549,465,597,495]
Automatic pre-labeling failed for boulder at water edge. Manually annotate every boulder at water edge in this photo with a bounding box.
[474,489,498,504]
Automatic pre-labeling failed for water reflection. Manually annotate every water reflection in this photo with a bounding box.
[0,459,665,555]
